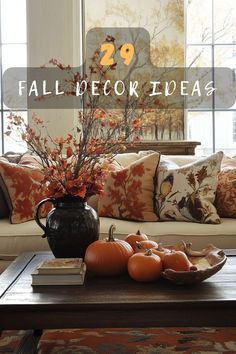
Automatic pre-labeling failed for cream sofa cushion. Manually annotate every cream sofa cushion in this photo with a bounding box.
[99,217,236,250]
[1,216,235,270]
[115,150,156,167]
[115,152,202,168]
[162,155,202,166]
[0,218,49,259]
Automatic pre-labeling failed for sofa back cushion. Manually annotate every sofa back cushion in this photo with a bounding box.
[163,155,201,167]
[115,150,155,167]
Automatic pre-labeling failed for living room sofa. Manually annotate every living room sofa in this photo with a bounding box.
[1,152,236,273]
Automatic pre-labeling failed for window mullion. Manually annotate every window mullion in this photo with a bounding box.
[211,0,216,152]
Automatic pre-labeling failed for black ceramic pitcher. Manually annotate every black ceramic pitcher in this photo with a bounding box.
[35,195,99,258]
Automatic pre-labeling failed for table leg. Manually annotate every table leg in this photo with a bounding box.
[15,329,43,354]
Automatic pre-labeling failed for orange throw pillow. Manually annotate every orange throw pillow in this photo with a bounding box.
[215,165,236,218]
[98,153,160,221]
[0,160,50,223]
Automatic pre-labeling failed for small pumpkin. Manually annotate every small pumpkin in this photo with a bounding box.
[151,248,169,261]
[151,244,172,261]
[135,240,158,253]
[135,241,171,261]
[163,250,193,271]
[125,230,148,251]
[84,224,133,276]
[128,250,162,282]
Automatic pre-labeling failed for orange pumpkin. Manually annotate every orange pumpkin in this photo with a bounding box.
[135,241,171,261]
[151,245,171,261]
[162,250,192,271]
[128,250,162,282]
[84,224,133,276]
[150,248,168,261]
[134,240,158,253]
[125,230,148,251]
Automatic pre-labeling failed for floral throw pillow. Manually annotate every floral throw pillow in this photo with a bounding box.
[155,151,223,224]
[0,160,50,224]
[215,159,236,218]
[98,153,160,221]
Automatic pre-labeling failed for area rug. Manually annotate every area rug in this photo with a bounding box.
[1,328,236,353]
[37,327,236,354]
[0,330,28,353]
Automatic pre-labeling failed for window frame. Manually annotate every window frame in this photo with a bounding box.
[0,0,27,155]
[186,0,236,154]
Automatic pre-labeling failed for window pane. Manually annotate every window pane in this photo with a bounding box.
[1,0,26,43]
[186,46,213,109]
[214,0,236,44]
[215,111,236,156]
[186,45,212,67]
[215,45,236,109]
[215,45,236,68]
[2,44,27,109]
[3,111,28,153]
[1,44,27,72]
[187,0,212,44]
[187,111,213,155]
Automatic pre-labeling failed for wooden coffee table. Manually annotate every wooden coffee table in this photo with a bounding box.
[0,250,236,331]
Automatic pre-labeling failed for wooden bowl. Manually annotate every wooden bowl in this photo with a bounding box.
[161,242,227,285]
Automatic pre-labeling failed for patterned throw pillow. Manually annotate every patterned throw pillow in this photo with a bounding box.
[0,160,50,224]
[155,152,223,224]
[98,153,160,221]
[215,157,236,218]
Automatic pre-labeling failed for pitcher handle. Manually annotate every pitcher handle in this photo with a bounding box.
[35,197,55,238]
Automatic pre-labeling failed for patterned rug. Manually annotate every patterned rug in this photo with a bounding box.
[0,330,29,353]
[1,327,236,353]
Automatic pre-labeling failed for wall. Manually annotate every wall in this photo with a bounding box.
[27,0,82,136]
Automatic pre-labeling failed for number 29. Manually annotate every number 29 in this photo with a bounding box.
[100,42,134,66]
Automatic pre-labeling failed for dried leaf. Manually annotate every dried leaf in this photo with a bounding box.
[196,166,208,185]
[186,171,196,189]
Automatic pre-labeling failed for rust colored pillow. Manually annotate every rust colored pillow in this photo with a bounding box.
[215,166,236,218]
[98,153,160,221]
[0,160,50,224]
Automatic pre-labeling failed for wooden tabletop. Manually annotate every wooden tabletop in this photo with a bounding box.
[0,251,236,330]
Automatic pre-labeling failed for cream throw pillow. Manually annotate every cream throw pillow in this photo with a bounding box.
[155,152,223,224]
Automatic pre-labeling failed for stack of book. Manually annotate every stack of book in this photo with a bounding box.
[31,258,86,286]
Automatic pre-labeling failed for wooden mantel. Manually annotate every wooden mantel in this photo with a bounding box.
[124,140,201,155]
